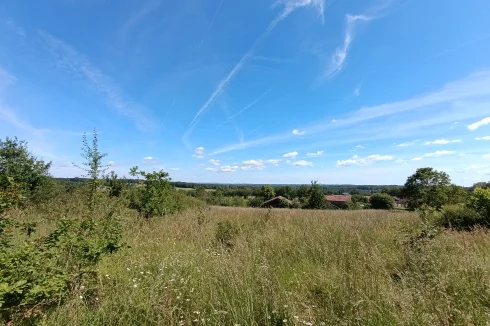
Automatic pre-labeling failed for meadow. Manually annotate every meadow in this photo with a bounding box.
[10,201,490,325]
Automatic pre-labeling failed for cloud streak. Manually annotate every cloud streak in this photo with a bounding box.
[196,0,225,52]
[185,0,325,139]
[468,117,490,131]
[39,31,154,130]
[215,89,271,130]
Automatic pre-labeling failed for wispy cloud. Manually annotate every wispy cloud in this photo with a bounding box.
[209,159,221,166]
[292,129,305,136]
[170,167,181,172]
[354,86,361,97]
[337,154,393,167]
[424,139,461,145]
[184,0,325,140]
[241,159,265,170]
[468,117,490,131]
[265,159,282,166]
[215,89,271,130]
[475,136,490,140]
[211,70,490,155]
[142,156,158,164]
[196,0,225,52]
[306,150,324,157]
[326,14,372,78]
[397,141,415,147]
[39,31,154,130]
[119,0,160,43]
[484,154,490,159]
[193,146,205,159]
[424,150,456,158]
[283,151,299,159]
[292,160,313,167]
[206,165,239,172]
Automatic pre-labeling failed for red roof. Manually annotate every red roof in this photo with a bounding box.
[325,195,352,202]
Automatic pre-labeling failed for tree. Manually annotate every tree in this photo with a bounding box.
[77,129,109,211]
[403,167,451,210]
[296,185,310,200]
[0,137,51,198]
[260,185,275,200]
[276,186,295,199]
[369,193,395,210]
[306,181,328,209]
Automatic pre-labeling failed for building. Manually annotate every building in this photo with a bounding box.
[325,195,352,207]
[260,196,293,208]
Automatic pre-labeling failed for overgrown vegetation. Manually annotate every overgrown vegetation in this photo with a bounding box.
[2,133,490,324]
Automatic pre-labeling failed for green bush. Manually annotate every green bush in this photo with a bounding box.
[470,187,490,221]
[247,197,264,208]
[0,213,123,323]
[369,193,395,210]
[438,204,483,230]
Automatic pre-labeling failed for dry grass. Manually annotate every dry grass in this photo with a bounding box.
[27,206,490,325]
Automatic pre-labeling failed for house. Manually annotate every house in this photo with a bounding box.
[393,197,408,207]
[260,196,293,208]
[325,195,352,207]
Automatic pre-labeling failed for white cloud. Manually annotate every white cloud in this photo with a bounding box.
[219,165,239,172]
[241,159,265,170]
[209,159,220,166]
[468,117,490,131]
[331,119,338,123]
[484,154,490,159]
[326,14,372,78]
[292,160,313,167]
[184,0,325,138]
[424,150,456,158]
[306,150,324,157]
[475,136,490,140]
[193,146,205,159]
[411,157,423,161]
[143,156,157,164]
[292,129,305,136]
[424,139,461,145]
[354,87,360,97]
[336,154,393,167]
[107,160,116,166]
[265,159,282,166]
[170,168,181,171]
[39,31,153,130]
[211,70,490,155]
[356,145,364,148]
[397,141,415,147]
[283,151,299,159]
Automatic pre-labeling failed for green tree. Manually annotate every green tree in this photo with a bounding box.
[260,185,275,200]
[403,167,451,210]
[306,181,327,209]
[104,171,124,197]
[77,130,108,211]
[470,187,490,221]
[129,167,178,218]
[0,137,51,199]
[296,185,310,200]
[369,193,395,210]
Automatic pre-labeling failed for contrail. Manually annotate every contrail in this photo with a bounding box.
[196,0,225,53]
[160,99,176,127]
[215,89,271,130]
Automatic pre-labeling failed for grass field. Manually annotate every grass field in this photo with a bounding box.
[19,205,489,325]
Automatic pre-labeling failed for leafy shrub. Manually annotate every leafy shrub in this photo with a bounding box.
[369,193,395,210]
[215,220,240,249]
[0,137,51,201]
[306,181,328,209]
[247,197,264,208]
[438,204,482,230]
[290,198,302,209]
[104,171,124,197]
[0,177,25,214]
[0,213,123,323]
[129,167,179,218]
[470,187,490,221]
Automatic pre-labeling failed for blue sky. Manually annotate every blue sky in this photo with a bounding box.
[1,0,490,185]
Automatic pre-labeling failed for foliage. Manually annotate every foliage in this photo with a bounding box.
[129,167,180,218]
[438,204,483,230]
[470,187,490,221]
[403,167,451,210]
[369,193,395,210]
[77,130,109,212]
[259,185,275,200]
[0,137,51,201]
[104,171,124,197]
[247,197,264,208]
[0,212,123,323]
[0,177,25,214]
[446,185,470,205]
[305,181,327,209]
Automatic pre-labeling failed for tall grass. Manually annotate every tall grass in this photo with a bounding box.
[9,205,479,325]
